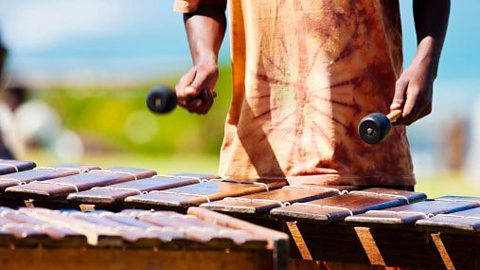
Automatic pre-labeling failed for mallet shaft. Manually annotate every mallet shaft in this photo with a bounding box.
[386,109,402,123]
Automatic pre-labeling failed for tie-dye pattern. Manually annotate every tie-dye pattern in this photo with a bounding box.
[175,0,414,186]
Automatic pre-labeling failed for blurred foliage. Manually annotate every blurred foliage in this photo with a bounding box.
[33,65,233,156]
[416,172,480,197]
[25,149,219,174]
[24,148,479,197]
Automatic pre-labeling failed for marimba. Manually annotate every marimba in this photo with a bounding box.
[0,161,288,270]
[0,206,288,270]
[0,159,479,269]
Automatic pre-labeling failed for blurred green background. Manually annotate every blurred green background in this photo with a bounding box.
[23,65,234,176]
[36,66,231,156]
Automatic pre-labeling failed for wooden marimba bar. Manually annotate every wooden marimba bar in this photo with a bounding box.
[0,206,288,270]
[0,159,479,269]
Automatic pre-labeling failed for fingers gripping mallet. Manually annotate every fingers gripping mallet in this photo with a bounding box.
[358,109,402,144]
[146,86,177,114]
[146,86,217,114]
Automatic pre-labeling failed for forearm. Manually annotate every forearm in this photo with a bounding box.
[175,2,226,114]
[412,0,450,78]
[184,3,226,67]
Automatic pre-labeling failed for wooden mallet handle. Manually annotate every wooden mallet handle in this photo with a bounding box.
[386,109,402,123]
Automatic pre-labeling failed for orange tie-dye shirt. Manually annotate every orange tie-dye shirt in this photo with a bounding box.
[175,0,415,187]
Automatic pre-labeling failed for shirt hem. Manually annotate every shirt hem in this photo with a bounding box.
[220,173,416,187]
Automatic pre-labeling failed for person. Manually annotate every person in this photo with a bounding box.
[0,31,16,159]
[173,0,449,188]
[0,34,5,80]
[0,84,29,159]
[3,85,28,112]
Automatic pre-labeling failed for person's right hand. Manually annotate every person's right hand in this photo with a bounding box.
[175,62,218,114]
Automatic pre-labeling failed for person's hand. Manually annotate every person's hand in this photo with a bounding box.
[390,55,435,125]
[175,62,218,114]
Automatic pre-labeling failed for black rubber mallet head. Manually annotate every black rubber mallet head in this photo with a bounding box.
[358,109,402,144]
[146,86,177,114]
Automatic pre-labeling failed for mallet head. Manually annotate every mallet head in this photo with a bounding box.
[358,113,392,144]
[146,86,177,114]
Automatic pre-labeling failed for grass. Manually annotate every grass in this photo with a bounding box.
[23,150,480,198]
[23,150,219,175]
[416,172,480,198]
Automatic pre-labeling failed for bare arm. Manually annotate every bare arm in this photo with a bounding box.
[391,0,450,125]
[176,2,227,114]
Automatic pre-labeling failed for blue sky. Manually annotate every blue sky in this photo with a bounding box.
[0,0,195,82]
[401,0,480,81]
[0,0,478,84]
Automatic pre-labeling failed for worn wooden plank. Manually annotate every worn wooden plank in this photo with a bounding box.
[0,248,273,270]
[188,207,289,270]
[354,227,386,266]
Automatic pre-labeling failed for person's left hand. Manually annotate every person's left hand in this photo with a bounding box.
[390,55,435,125]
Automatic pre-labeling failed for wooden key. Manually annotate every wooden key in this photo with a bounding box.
[5,167,156,199]
[124,180,285,208]
[0,160,36,175]
[345,200,477,225]
[67,176,200,205]
[200,187,340,214]
[416,207,480,232]
[0,165,99,192]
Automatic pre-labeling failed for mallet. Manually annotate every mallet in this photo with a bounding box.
[146,86,217,114]
[358,109,402,144]
[146,86,177,114]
